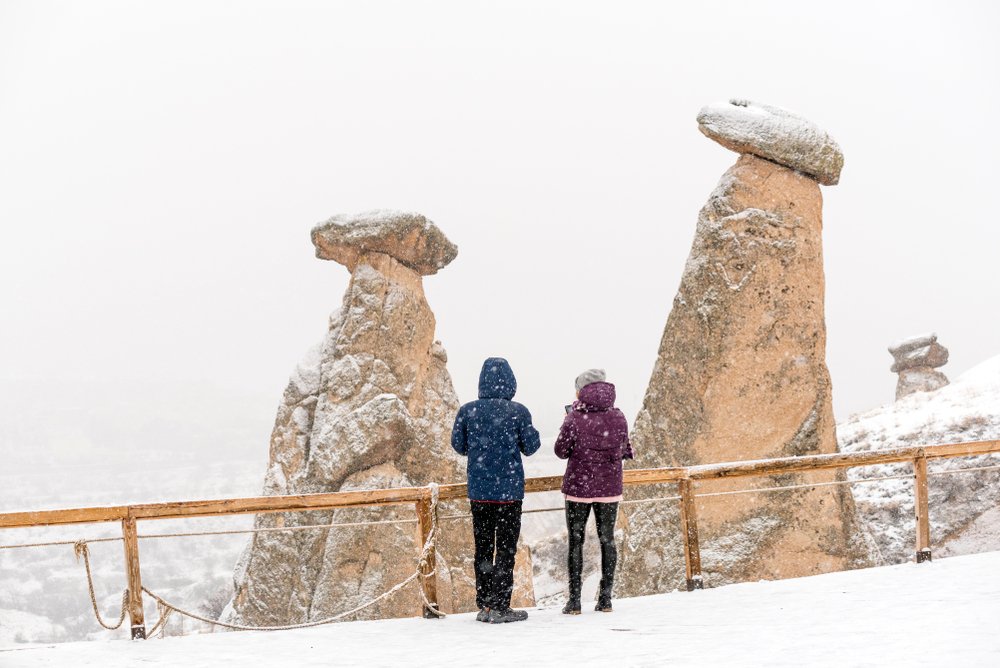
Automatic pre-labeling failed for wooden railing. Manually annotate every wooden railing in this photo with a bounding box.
[1,439,998,638]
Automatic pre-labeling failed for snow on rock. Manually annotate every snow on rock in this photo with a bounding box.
[697,99,844,185]
[5,551,999,667]
[839,354,1000,563]
[311,210,458,275]
[889,332,940,353]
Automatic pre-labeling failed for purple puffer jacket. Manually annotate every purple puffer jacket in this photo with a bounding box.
[554,382,634,498]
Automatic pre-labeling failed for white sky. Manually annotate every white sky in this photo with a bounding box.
[1,0,998,470]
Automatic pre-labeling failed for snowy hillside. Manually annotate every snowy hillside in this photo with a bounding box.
[839,355,1000,450]
[5,551,999,667]
[839,355,1000,563]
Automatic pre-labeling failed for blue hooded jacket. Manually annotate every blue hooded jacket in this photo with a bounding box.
[451,358,541,501]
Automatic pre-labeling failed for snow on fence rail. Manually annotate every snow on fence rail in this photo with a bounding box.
[0,439,998,640]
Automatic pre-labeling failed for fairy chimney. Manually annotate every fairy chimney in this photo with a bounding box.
[889,333,950,399]
[619,100,872,597]
[222,210,533,627]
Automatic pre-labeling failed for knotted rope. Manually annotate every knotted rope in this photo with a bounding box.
[73,540,129,631]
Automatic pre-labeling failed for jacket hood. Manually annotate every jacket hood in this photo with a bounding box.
[576,381,616,411]
[478,357,517,400]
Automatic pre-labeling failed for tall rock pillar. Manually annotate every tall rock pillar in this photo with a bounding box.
[223,211,531,626]
[618,101,872,596]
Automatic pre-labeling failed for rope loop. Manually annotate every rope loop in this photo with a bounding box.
[73,540,129,631]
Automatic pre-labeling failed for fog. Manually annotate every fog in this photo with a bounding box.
[2,0,999,486]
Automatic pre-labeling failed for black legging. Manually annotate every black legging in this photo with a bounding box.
[565,500,618,600]
[470,500,523,610]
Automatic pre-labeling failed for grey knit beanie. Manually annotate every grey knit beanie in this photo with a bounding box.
[574,368,606,392]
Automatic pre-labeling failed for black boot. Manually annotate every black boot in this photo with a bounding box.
[563,573,582,615]
[595,579,613,612]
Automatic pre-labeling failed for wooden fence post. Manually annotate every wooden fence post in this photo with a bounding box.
[678,478,703,591]
[414,496,440,618]
[913,454,932,563]
[121,516,146,638]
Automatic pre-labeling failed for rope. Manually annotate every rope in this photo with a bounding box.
[136,517,418,542]
[139,483,446,632]
[621,495,682,505]
[440,505,565,521]
[146,600,173,638]
[0,536,122,551]
[0,515,420,551]
[693,464,1000,500]
[73,541,129,631]
[694,473,915,499]
[141,575,422,632]
[0,520,414,550]
[439,497,688,520]
[928,463,1000,476]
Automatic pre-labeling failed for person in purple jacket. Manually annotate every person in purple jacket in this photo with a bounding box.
[554,368,634,614]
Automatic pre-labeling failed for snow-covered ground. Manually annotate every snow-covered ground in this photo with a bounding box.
[4,551,999,667]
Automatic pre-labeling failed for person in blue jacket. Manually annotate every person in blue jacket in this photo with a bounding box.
[451,357,541,624]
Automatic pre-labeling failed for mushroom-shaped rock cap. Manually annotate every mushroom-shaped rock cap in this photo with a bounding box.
[311,210,458,275]
[697,99,844,186]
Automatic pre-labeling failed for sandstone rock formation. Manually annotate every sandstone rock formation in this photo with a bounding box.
[697,99,844,185]
[222,210,532,627]
[890,333,949,400]
[618,101,872,597]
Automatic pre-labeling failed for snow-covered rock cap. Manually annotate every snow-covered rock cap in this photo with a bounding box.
[311,210,458,275]
[889,332,949,372]
[697,99,844,186]
[889,332,938,355]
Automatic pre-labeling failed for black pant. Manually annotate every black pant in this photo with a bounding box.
[470,500,522,610]
[566,500,619,600]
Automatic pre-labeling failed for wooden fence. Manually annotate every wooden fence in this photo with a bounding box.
[1,439,998,639]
